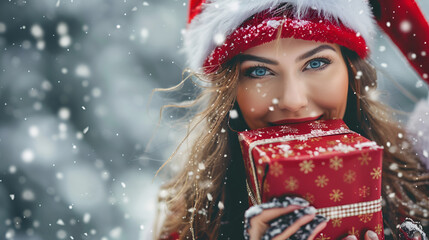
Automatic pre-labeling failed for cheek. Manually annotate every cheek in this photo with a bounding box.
[308,66,349,110]
[236,82,272,120]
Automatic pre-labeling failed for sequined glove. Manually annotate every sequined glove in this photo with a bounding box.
[398,218,428,240]
[244,196,328,240]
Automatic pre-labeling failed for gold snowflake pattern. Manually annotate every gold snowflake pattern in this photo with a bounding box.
[258,155,271,163]
[269,162,283,177]
[310,137,322,142]
[371,167,382,180]
[315,234,331,240]
[304,192,315,204]
[299,160,315,174]
[263,181,270,194]
[358,152,372,165]
[329,156,343,171]
[326,140,338,146]
[315,175,329,188]
[374,224,383,235]
[348,227,360,238]
[332,218,342,228]
[358,213,373,223]
[260,146,275,154]
[358,185,370,198]
[329,189,344,202]
[257,166,264,177]
[343,170,356,183]
[342,135,356,144]
[284,176,299,191]
[293,143,310,150]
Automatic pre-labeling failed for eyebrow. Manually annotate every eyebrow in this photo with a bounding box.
[238,44,337,65]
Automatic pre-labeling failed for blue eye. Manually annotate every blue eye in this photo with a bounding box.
[248,67,270,78]
[252,67,268,76]
[305,59,330,70]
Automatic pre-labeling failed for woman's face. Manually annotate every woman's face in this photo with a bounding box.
[236,38,349,130]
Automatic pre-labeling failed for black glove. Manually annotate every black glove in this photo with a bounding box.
[398,218,428,240]
[244,196,327,240]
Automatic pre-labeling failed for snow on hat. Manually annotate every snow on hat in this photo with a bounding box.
[184,0,376,73]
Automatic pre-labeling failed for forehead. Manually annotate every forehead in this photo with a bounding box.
[242,38,341,58]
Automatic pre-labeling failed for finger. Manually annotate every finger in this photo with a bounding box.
[252,205,303,224]
[244,197,310,240]
[245,196,309,220]
[307,220,328,240]
[262,206,317,240]
[247,206,303,240]
[288,215,328,240]
[364,230,379,240]
[343,235,358,240]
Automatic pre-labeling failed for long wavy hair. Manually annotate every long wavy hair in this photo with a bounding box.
[154,46,429,240]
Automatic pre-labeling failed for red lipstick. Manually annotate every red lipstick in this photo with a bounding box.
[270,114,323,125]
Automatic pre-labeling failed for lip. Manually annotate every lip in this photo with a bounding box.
[270,114,324,125]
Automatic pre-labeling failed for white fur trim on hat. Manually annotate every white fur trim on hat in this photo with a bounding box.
[184,0,376,71]
[407,96,429,170]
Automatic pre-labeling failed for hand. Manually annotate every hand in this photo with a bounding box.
[343,230,379,240]
[244,196,328,240]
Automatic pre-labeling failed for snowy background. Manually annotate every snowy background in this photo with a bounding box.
[0,0,427,239]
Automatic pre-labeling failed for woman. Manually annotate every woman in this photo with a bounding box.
[154,0,429,239]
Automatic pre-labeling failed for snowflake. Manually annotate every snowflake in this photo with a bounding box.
[358,213,373,223]
[358,185,370,198]
[315,175,329,188]
[269,162,283,177]
[299,160,315,174]
[284,176,299,191]
[326,140,338,146]
[343,170,356,183]
[358,152,372,165]
[371,167,382,179]
[277,144,291,151]
[303,192,315,204]
[329,189,343,202]
[332,218,342,228]
[348,227,360,238]
[374,224,383,235]
[279,125,298,134]
[309,121,328,129]
[329,156,343,170]
[266,20,281,28]
[245,130,265,138]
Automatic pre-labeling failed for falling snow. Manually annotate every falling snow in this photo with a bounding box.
[0,1,427,239]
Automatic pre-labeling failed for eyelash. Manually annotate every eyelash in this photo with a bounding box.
[303,57,332,71]
[243,56,333,78]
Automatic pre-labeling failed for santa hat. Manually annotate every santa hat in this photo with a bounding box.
[184,0,429,81]
[184,0,376,73]
[369,0,429,83]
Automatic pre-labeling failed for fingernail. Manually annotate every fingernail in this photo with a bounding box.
[344,235,358,240]
[367,230,378,240]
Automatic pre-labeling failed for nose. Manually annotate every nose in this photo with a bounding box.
[277,77,308,112]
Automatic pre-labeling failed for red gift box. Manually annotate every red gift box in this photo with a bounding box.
[238,119,384,240]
